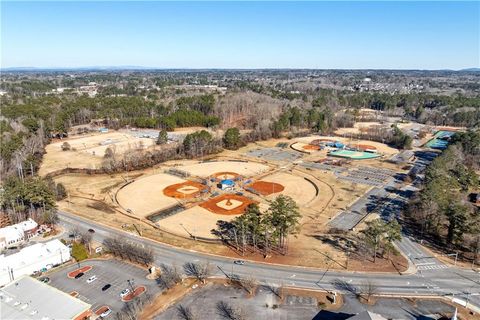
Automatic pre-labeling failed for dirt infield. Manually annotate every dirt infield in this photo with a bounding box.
[296,135,398,155]
[200,194,257,215]
[211,172,241,180]
[303,144,321,151]
[163,181,208,199]
[348,144,377,151]
[67,266,92,278]
[248,181,285,196]
[181,161,269,178]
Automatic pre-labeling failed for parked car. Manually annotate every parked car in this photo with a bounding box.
[120,288,131,298]
[74,272,84,279]
[233,260,245,265]
[86,275,97,283]
[39,277,50,283]
[88,228,95,233]
[100,308,112,318]
[101,284,111,291]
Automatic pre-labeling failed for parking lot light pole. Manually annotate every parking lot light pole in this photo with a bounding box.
[127,279,135,293]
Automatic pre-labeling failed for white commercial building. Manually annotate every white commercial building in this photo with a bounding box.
[0,275,92,320]
[0,218,38,252]
[0,239,71,287]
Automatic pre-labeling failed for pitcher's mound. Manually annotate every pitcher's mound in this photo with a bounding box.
[248,181,285,196]
[163,181,208,199]
[200,194,256,215]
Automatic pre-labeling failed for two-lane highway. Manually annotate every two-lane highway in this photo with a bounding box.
[58,211,480,310]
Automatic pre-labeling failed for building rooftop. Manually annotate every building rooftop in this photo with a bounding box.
[0,239,69,272]
[0,218,37,241]
[220,179,235,185]
[0,275,91,320]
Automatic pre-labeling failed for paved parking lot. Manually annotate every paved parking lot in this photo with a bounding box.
[299,161,347,174]
[48,259,160,315]
[337,166,395,187]
[246,147,302,162]
[156,283,321,320]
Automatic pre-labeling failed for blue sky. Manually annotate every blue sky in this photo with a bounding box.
[1,1,479,69]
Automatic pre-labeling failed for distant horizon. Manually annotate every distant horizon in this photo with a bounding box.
[2,2,479,70]
[1,65,479,72]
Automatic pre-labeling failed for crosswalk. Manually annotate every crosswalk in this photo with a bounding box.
[417,264,449,271]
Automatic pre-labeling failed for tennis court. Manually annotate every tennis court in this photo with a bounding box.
[425,130,455,150]
[328,149,381,160]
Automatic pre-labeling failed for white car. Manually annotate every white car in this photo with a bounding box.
[120,289,131,298]
[100,308,112,318]
[86,276,97,284]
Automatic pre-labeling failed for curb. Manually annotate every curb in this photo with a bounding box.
[59,211,418,276]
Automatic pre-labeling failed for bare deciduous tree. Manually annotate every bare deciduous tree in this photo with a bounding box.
[229,274,258,295]
[216,301,247,320]
[183,262,212,284]
[157,263,182,289]
[115,292,152,320]
[360,280,378,303]
[176,304,197,320]
[103,237,154,266]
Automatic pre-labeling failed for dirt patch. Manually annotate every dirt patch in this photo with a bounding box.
[200,194,257,215]
[248,181,285,196]
[67,265,92,278]
[163,181,208,199]
[70,291,79,297]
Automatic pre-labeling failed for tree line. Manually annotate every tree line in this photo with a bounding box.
[0,176,65,226]
[406,129,480,262]
[215,195,301,257]
[102,237,155,266]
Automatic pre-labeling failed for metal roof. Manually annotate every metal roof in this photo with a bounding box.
[0,275,91,320]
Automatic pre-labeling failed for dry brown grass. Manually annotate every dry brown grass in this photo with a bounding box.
[48,135,408,272]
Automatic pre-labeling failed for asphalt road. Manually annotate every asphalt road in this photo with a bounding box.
[58,211,480,311]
